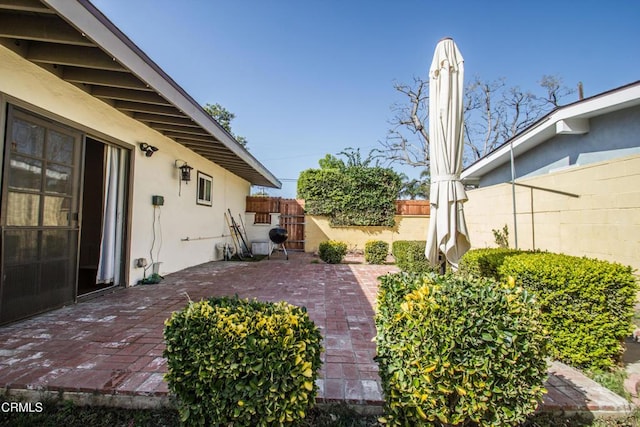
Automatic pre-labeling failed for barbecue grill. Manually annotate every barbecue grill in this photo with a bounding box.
[268,227,288,260]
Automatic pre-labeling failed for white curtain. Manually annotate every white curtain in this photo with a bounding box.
[96,145,125,285]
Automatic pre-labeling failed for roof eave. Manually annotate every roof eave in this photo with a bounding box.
[41,0,281,189]
[461,80,640,181]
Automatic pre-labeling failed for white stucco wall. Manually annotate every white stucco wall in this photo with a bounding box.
[0,46,250,285]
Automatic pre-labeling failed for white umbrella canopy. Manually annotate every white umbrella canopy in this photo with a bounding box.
[425,38,470,271]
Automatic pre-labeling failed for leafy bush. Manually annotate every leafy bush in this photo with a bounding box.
[499,253,638,370]
[318,240,348,264]
[298,166,402,226]
[458,248,524,280]
[492,224,510,248]
[375,273,548,426]
[164,296,323,426]
[391,240,435,274]
[365,240,389,264]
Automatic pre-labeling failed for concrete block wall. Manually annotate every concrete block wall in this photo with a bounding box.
[464,153,640,272]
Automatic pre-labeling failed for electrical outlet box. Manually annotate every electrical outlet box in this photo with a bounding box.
[152,195,164,206]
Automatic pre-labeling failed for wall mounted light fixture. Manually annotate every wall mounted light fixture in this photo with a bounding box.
[174,160,193,197]
[175,160,193,182]
[139,142,158,157]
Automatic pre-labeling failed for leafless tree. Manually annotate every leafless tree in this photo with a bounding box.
[381,78,430,167]
[378,75,575,169]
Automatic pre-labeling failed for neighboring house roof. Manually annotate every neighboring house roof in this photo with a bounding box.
[0,0,281,188]
[461,80,640,184]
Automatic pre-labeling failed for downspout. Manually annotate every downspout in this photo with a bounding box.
[509,140,518,249]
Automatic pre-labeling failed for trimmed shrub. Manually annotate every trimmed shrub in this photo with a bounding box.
[318,240,348,264]
[164,296,323,426]
[298,165,402,226]
[375,273,548,426]
[391,240,435,274]
[499,253,638,370]
[458,248,524,280]
[365,240,389,264]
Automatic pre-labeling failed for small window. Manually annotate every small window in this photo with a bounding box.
[196,171,212,206]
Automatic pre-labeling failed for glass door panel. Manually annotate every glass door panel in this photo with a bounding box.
[0,107,81,324]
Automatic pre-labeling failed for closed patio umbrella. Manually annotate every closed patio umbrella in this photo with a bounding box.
[425,38,470,271]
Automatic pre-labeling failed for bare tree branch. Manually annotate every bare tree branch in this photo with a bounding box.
[378,74,576,170]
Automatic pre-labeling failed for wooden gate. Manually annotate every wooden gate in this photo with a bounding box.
[246,197,305,251]
[279,199,305,251]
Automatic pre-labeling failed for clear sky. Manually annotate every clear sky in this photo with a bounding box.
[91,0,640,198]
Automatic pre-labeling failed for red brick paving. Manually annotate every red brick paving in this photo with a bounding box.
[0,252,632,415]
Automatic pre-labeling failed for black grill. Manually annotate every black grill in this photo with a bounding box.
[268,227,288,259]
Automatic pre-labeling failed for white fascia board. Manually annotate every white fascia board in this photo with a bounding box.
[461,117,554,180]
[556,118,589,135]
[42,0,281,188]
[462,81,640,181]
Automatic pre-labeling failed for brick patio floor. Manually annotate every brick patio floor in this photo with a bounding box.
[0,252,632,416]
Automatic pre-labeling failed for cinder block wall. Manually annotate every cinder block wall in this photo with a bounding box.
[464,154,640,272]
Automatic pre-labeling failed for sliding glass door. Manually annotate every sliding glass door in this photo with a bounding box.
[0,107,81,324]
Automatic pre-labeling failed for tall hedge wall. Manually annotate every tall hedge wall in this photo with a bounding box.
[297,166,401,227]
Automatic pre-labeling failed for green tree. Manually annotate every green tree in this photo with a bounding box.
[318,154,345,170]
[398,170,430,200]
[203,103,248,147]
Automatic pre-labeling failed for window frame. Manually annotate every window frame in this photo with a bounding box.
[196,171,212,206]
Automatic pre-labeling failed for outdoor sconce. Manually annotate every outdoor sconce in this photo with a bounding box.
[139,142,158,157]
[174,160,193,183]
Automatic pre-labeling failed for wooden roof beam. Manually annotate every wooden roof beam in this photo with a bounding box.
[27,41,125,71]
[0,0,55,14]
[91,86,170,105]
[0,12,94,46]
[63,67,153,91]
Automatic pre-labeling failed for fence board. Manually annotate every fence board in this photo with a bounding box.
[279,199,305,251]
[246,196,280,213]
[395,200,430,216]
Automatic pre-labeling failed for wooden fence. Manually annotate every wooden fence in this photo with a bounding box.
[395,200,430,216]
[246,197,305,251]
[247,197,429,216]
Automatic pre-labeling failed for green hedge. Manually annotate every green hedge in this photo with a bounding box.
[499,253,638,370]
[458,248,524,280]
[365,240,389,264]
[375,273,548,426]
[318,240,348,264]
[391,240,435,274]
[164,296,323,426]
[298,166,401,226]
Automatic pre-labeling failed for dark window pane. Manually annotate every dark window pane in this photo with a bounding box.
[45,164,72,195]
[3,230,39,264]
[11,118,44,157]
[42,230,70,259]
[9,157,42,191]
[46,130,74,164]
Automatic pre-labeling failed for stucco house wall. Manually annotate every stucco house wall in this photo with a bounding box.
[304,215,429,254]
[0,45,249,285]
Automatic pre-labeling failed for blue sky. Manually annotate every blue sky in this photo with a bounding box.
[92,0,640,198]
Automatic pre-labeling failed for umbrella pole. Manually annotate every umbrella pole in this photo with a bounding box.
[438,252,446,275]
